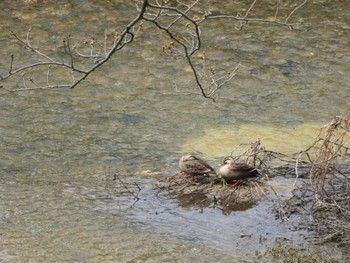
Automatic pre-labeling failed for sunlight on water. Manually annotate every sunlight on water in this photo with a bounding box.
[181,123,322,159]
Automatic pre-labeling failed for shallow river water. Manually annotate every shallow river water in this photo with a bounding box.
[0,1,349,262]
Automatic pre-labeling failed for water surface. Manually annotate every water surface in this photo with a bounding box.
[0,1,349,262]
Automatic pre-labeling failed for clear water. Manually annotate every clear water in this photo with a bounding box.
[0,1,349,261]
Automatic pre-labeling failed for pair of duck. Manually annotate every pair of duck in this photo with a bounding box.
[179,154,260,187]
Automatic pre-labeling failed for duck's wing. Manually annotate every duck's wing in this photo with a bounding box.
[232,163,257,172]
[197,159,216,174]
[232,163,260,176]
[185,158,216,175]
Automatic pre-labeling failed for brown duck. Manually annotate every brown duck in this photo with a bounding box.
[179,154,216,180]
[219,156,260,187]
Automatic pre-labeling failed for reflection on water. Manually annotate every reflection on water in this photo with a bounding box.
[0,0,350,261]
[176,193,213,210]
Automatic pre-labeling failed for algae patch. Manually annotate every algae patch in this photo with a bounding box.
[181,123,322,159]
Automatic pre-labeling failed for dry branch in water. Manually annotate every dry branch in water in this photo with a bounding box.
[309,115,350,193]
[101,167,142,208]
[0,0,308,100]
[280,114,350,245]
[157,115,350,243]
[232,115,350,245]
[156,139,280,214]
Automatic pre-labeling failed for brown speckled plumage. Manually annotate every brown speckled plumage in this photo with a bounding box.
[179,154,216,176]
[219,156,259,183]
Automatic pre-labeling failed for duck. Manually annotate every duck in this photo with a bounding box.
[219,156,260,187]
[179,154,216,181]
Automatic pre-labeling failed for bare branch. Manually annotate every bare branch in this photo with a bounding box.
[0,0,308,99]
[13,27,55,62]
[207,0,308,30]
[285,0,308,24]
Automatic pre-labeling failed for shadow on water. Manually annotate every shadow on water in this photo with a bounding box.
[176,192,255,212]
[177,193,213,210]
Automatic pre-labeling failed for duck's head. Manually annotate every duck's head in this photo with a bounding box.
[181,154,198,161]
[222,156,235,165]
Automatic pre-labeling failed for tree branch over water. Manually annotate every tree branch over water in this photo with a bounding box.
[0,0,308,100]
